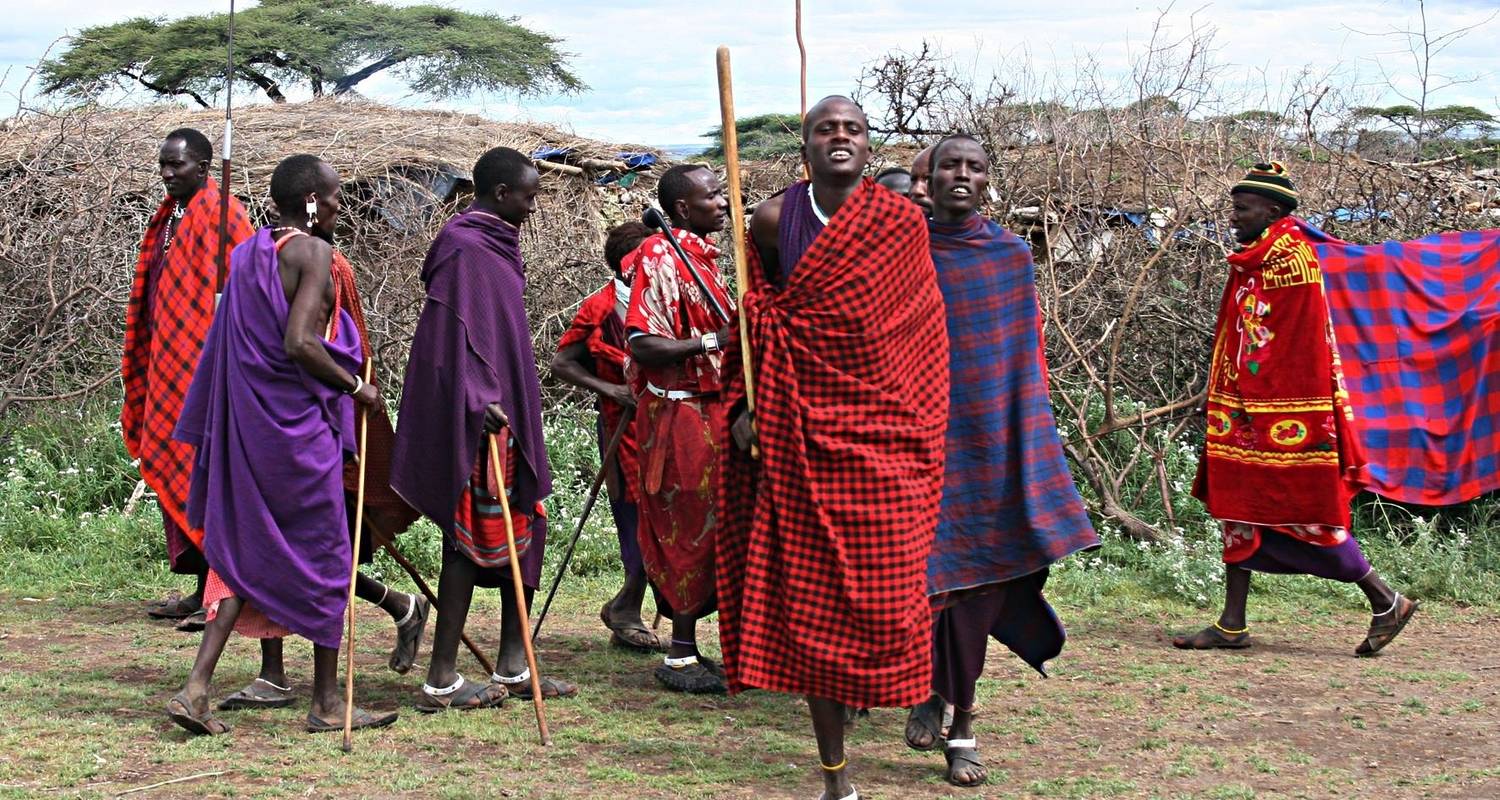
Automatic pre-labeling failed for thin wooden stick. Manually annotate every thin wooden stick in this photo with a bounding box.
[716,47,758,438]
[116,771,227,798]
[341,359,373,753]
[795,0,807,120]
[382,540,494,675]
[532,404,636,641]
[489,432,552,746]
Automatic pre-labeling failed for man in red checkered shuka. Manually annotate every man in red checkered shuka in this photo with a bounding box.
[1173,162,1417,657]
[124,129,254,631]
[718,96,950,800]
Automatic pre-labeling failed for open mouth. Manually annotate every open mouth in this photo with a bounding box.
[950,185,972,198]
[828,148,854,163]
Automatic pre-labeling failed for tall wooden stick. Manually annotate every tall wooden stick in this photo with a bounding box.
[488,433,551,746]
[716,47,757,426]
[341,359,373,753]
[533,404,636,641]
[795,0,807,120]
[215,0,235,296]
[795,0,810,181]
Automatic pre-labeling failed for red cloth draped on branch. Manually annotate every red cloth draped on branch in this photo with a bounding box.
[716,178,949,709]
[121,178,253,547]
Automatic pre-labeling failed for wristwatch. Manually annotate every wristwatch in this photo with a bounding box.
[700,332,720,354]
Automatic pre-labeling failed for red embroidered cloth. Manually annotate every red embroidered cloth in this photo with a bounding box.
[717,179,949,709]
[624,230,733,615]
[120,179,253,544]
[1193,216,1367,531]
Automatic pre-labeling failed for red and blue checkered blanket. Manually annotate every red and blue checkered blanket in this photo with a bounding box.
[927,214,1099,602]
[1308,219,1500,505]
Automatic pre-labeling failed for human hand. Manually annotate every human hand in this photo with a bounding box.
[484,402,510,433]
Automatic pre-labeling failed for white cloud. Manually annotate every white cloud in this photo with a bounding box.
[0,0,1495,144]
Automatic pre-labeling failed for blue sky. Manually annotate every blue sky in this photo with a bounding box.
[1,0,1496,146]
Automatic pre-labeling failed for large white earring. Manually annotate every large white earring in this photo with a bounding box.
[306,197,318,225]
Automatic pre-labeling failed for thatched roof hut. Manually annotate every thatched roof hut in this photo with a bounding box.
[0,100,666,412]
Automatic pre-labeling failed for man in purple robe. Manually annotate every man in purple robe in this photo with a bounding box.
[165,154,398,736]
[393,146,575,711]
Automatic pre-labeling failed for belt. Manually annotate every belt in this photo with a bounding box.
[646,382,702,401]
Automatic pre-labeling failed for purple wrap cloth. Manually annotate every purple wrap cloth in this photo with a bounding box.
[174,228,362,649]
[776,181,824,285]
[391,208,552,585]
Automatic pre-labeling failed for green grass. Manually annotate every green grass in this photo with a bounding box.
[2,400,1500,798]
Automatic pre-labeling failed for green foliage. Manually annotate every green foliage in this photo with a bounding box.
[703,113,804,161]
[1,398,1496,612]
[40,0,584,108]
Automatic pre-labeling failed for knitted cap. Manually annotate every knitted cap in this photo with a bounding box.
[1231,161,1298,211]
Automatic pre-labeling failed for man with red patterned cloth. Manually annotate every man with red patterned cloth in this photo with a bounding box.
[126,128,253,631]
[625,164,735,693]
[1173,162,1417,656]
[550,220,663,652]
[719,96,949,800]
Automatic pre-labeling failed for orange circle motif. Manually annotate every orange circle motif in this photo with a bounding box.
[1207,410,1232,438]
[1269,419,1309,446]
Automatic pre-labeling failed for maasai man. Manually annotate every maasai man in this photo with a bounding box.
[127,128,253,631]
[393,146,575,711]
[1173,162,1418,655]
[874,166,913,198]
[719,96,949,800]
[625,164,735,693]
[212,243,430,712]
[908,145,935,214]
[549,221,663,652]
[166,154,398,736]
[902,134,1099,787]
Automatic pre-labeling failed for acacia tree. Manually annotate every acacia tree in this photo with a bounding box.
[40,0,583,107]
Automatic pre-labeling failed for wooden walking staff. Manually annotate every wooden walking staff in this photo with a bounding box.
[341,359,374,753]
[488,432,552,746]
[795,0,810,181]
[214,0,236,299]
[716,47,758,438]
[532,404,636,641]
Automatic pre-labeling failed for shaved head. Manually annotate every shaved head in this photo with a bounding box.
[802,95,867,140]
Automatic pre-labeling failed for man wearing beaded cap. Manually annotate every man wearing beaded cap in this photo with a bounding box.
[1173,162,1417,656]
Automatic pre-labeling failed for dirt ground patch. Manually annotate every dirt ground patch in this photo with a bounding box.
[0,595,1495,799]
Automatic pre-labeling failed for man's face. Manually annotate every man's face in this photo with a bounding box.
[801,99,870,183]
[159,138,207,203]
[1229,192,1283,245]
[311,163,342,242]
[496,166,541,227]
[908,147,934,213]
[676,168,729,237]
[930,138,989,222]
[876,172,913,197]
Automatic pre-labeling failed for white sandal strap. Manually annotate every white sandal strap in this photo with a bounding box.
[253,677,291,692]
[491,669,531,685]
[817,792,858,800]
[422,674,464,696]
[946,738,978,749]
[664,654,700,669]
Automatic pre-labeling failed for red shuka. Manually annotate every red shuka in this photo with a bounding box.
[556,280,641,502]
[120,179,254,545]
[717,179,950,710]
[1193,216,1368,532]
